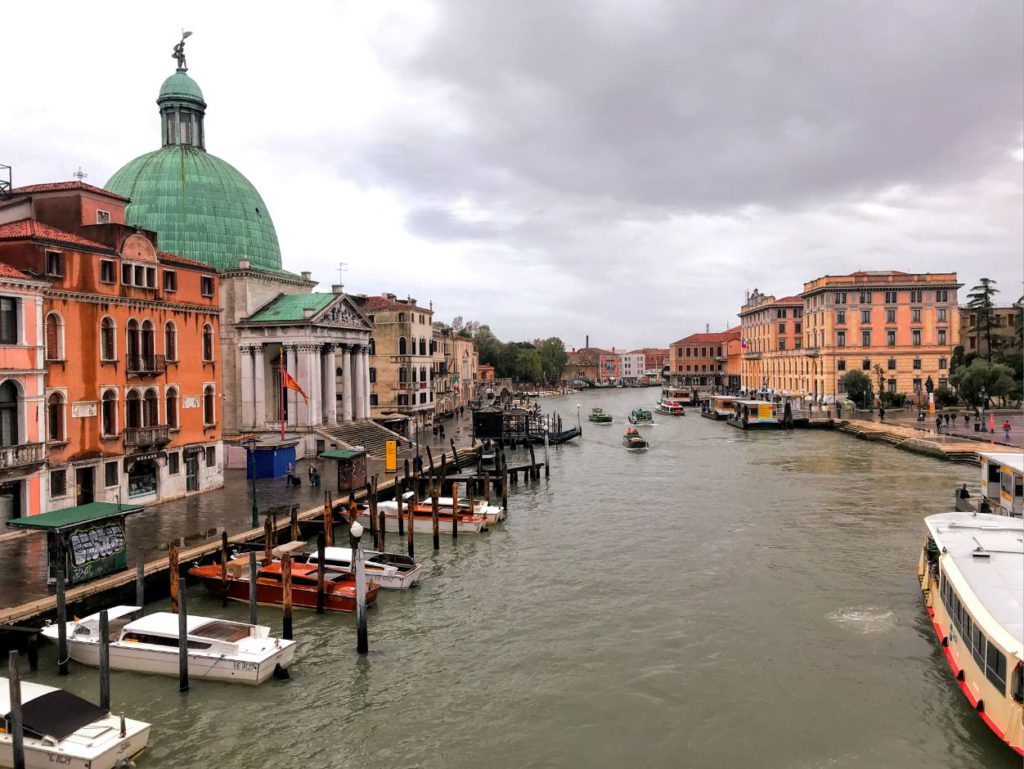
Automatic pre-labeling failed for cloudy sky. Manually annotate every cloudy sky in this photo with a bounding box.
[4,0,1021,349]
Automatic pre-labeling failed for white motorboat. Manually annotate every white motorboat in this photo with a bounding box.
[302,546,422,590]
[380,491,505,525]
[42,606,295,685]
[354,505,488,534]
[0,677,150,769]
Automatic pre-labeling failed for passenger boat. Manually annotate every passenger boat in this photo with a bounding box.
[0,677,150,769]
[622,428,648,451]
[588,407,613,423]
[660,387,695,406]
[354,504,488,534]
[656,400,685,416]
[725,399,779,429]
[302,546,422,590]
[628,408,653,425]
[701,395,737,420]
[955,451,1023,518]
[189,560,378,613]
[917,513,1023,755]
[42,605,295,685]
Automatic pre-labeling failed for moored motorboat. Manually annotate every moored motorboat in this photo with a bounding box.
[0,677,150,769]
[588,407,613,423]
[42,605,295,685]
[726,399,779,429]
[354,505,488,534]
[628,408,653,425]
[918,512,1023,755]
[701,395,737,420]
[190,560,378,613]
[622,427,648,450]
[382,491,505,524]
[302,546,422,590]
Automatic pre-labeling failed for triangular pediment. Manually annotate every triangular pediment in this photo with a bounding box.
[312,294,373,331]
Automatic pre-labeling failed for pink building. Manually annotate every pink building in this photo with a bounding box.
[0,262,47,521]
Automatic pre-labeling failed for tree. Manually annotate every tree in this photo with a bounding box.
[933,386,958,408]
[967,278,999,362]
[840,370,873,409]
[948,359,1015,407]
[949,345,966,374]
[536,337,569,383]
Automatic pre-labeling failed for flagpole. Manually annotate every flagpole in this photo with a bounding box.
[280,352,285,441]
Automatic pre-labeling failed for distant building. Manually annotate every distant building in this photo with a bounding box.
[669,327,741,388]
[738,293,805,393]
[960,303,1022,359]
[619,351,645,384]
[478,364,496,383]
[634,347,670,376]
[567,346,619,383]
[453,334,479,404]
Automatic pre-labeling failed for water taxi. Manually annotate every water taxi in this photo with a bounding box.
[726,399,779,429]
[918,512,1023,755]
[190,560,379,613]
[955,451,1023,518]
[588,407,613,424]
[0,677,150,769]
[622,428,648,451]
[701,395,737,421]
[42,605,295,685]
[660,387,695,406]
[628,408,653,425]
[302,546,422,590]
[382,491,505,525]
[656,400,685,416]
[354,504,488,534]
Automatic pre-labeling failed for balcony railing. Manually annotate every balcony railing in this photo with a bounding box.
[123,425,171,448]
[126,354,167,377]
[742,352,762,360]
[0,442,45,471]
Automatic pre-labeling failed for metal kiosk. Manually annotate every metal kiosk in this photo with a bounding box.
[5,502,143,585]
[320,449,367,493]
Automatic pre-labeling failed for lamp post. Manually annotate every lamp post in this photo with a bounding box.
[243,437,259,528]
[979,387,988,431]
[576,403,582,434]
[350,521,369,654]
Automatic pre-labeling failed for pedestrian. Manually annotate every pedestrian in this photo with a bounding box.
[312,467,321,488]
[879,407,885,423]
[963,413,969,428]
[308,464,315,484]
[935,416,942,433]
[944,413,950,427]
[440,424,445,439]
[1004,420,1012,443]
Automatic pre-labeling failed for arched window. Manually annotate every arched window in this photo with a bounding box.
[398,337,407,355]
[101,390,118,437]
[369,367,376,384]
[100,317,116,361]
[164,321,177,361]
[144,388,159,427]
[125,389,142,429]
[141,320,155,363]
[202,324,214,361]
[0,381,19,446]
[420,366,427,382]
[336,367,343,377]
[166,387,178,429]
[126,319,140,366]
[368,338,375,355]
[203,385,215,424]
[398,367,408,383]
[418,338,426,356]
[44,313,63,361]
[411,367,417,382]
[47,392,65,442]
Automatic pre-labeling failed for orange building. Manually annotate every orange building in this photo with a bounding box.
[738,293,805,393]
[669,327,742,388]
[0,182,223,510]
[0,263,47,521]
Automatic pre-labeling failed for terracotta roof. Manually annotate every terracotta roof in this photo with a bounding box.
[776,295,803,304]
[0,262,29,279]
[849,270,910,277]
[628,347,669,354]
[157,250,216,271]
[671,328,741,346]
[10,181,130,202]
[0,219,114,253]
[356,294,429,312]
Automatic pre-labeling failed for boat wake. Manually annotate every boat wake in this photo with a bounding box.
[826,607,897,634]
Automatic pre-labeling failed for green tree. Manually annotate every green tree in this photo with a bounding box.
[841,370,873,409]
[948,359,1015,407]
[536,337,569,383]
[967,278,999,362]
[932,386,958,408]
[473,325,502,368]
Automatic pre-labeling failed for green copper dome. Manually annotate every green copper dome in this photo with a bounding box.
[104,66,283,273]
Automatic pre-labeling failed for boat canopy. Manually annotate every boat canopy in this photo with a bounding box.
[6,687,108,741]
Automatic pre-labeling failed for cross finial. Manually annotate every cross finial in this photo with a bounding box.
[72,167,88,182]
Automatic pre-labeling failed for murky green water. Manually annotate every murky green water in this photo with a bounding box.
[23,389,1016,768]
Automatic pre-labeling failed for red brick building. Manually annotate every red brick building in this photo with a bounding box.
[669,327,742,388]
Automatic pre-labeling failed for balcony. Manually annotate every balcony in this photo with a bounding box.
[0,442,45,473]
[126,354,167,377]
[804,347,820,357]
[123,425,171,449]
[742,352,762,360]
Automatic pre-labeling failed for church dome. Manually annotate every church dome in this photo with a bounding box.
[105,65,282,273]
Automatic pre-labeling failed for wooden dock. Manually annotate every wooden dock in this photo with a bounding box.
[836,419,985,463]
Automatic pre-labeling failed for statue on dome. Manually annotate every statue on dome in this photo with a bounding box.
[172,30,193,71]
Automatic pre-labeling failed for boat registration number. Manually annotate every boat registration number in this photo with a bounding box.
[233,661,259,672]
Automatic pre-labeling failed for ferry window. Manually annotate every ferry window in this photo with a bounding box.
[971,623,985,669]
[988,464,1001,483]
[986,644,1007,693]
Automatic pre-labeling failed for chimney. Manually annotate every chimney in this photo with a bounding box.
[301,271,312,281]
[331,284,343,294]
[706,323,710,333]
[238,258,250,270]
[303,308,315,318]
[585,335,589,349]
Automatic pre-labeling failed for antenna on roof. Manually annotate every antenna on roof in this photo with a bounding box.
[72,167,88,182]
[337,261,348,291]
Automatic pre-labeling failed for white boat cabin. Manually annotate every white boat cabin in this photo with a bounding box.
[980,451,1024,517]
[732,399,779,424]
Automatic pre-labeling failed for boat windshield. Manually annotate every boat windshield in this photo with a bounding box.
[192,620,250,642]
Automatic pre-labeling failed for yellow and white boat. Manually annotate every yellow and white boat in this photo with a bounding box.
[956,451,1023,518]
[918,512,1023,756]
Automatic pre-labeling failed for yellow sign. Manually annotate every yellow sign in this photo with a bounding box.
[385,440,397,473]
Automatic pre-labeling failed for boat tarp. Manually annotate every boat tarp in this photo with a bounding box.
[5,502,143,531]
[10,688,108,740]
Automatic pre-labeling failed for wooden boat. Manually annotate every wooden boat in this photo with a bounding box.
[628,408,653,424]
[955,451,1024,518]
[0,677,150,769]
[42,605,295,685]
[701,395,737,421]
[354,505,488,534]
[918,513,1023,755]
[656,400,685,416]
[530,426,581,444]
[588,407,613,423]
[189,560,378,613]
[726,399,779,429]
[301,546,422,590]
[381,491,505,525]
[622,428,648,450]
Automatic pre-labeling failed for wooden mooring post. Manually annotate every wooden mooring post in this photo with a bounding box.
[98,609,110,710]
[484,471,491,503]
[55,534,68,675]
[220,531,229,606]
[501,455,509,510]
[397,479,405,536]
[352,523,369,655]
[290,505,300,541]
[450,438,459,467]
[323,492,334,547]
[135,556,145,608]
[177,578,188,692]
[263,516,273,564]
[369,476,379,551]
[406,496,415,560]
[248,552,258,626]
[452,482,459,541]
[431,486,440,551]
[281,553,293,641]
[378,509,386,552]
[168,544,180,614]
[7,650,25,769]
[316,531,326,615]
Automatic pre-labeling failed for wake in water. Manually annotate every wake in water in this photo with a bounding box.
[826,607,898,634]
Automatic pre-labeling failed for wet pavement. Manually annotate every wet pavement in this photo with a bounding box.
[866,407,1022,449]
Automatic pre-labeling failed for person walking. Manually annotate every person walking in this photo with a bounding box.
[1004,420,1012,443]
[944,413,950,427]
[963,413,970,428]
[878,407,885,423]
[935,416,942,433]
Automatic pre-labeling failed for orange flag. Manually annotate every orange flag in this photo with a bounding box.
[282,369,309,404]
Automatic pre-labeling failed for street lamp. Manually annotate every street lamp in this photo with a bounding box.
[350,521,368,654]
[980,387,988,431]
[242,436,259,527]
[576,403,582,433]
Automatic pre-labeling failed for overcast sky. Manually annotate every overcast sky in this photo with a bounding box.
[4,1,1021,349]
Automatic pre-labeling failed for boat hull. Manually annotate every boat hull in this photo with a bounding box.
[726,417,779,429]
[355,512,487,534]
[195,575,375,613]
[0,716,149,769]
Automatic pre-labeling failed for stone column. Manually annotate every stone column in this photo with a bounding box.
[351,346,365,420]
[304,344,321,427]
[253,345,266,429]
[323,345,337,424]
[240,345,255,429]
[286,344,298,426]
[360,347,372,419]
[340,345,353,423]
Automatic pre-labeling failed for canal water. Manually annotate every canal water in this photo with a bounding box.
[22,388,1016,768]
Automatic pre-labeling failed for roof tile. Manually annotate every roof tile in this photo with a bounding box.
[0,219,114,253]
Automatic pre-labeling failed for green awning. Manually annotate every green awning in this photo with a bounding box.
[6,502,144,531]
[320,449,366,460]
